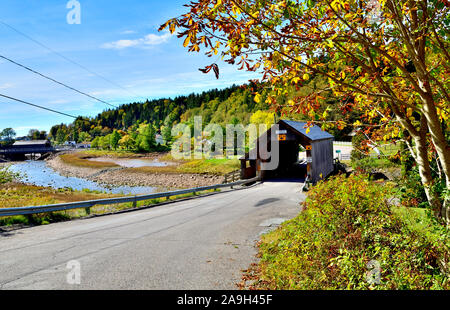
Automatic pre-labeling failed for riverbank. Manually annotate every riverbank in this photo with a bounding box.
[0,164,218,228]
[47,151,228,189]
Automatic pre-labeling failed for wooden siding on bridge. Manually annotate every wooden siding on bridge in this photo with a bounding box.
[240,120,335,183]
[310,139,334,182]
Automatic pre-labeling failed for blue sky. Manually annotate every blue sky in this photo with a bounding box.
[0,0,258,136]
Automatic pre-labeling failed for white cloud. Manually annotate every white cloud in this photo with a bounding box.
[102,32,172,50]
[47,99,70,105]
[120,30,137,35]
[0,83,14,90]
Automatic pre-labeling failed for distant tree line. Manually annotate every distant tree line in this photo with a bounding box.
[0,128,48,147]
[46,79,360,152]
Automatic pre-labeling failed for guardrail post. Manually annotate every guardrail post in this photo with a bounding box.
[26,214,34,224]
[85,207,91,215]
[0,176,261,218]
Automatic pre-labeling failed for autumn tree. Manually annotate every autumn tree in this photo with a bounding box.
[28,129,47,140]
[0,128,16,143]
[55,128,67,145]
[135,123,156,152]
[110,130,121,150]
[250,110,276,128]
[78,132,92,143]
[119,135,135,150]
[161,0,450,224]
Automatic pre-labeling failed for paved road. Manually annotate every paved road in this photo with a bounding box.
[0,180,304,290]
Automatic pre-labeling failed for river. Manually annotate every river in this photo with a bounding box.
[8,161,157,195]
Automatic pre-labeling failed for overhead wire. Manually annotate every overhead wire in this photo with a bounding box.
[0,20,148,102]
[0,93,159,141]
[0,54,118,108]
[0,21,161,140]
[0,93,77,119]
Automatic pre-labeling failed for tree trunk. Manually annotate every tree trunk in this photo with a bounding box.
[421,95,450,225]
[414,130,443,217]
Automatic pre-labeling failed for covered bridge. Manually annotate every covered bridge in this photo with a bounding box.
[240,120,334,183]
[0,140,55,160]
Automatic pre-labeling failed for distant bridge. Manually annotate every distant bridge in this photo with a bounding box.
[0,140,62,160]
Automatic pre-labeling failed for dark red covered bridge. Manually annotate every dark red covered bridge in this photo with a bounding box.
[0,140,56,160]
[240,120,335,183]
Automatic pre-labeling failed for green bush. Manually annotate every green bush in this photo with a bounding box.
[350,133,368,161]
[0,167,19,184]
[0,212,71,227]
[252,175,449,290]
[398,163,446,210]
[351,156,396,172]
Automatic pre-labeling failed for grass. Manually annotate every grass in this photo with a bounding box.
[59,150,240,176]
[393,206,450,248]
[242,175,449,290]
[369,143,402,157]
[178,158,241,174]
[59,153,119,168]
[0,182,119,226]
[60,149,163,168]
[124,156,240,175]
[351,156,400,171]
[0,166,19,184]
[80,149,145,158]
[0,183,119,209]
[0,181,220,227]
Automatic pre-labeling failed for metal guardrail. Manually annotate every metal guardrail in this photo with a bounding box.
[0,176,260,217]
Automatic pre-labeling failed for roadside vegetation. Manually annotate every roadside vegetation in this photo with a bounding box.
[243,175,449,290]
[165,0,449,226]
[0,180,219,227]
[0,166,18,184]
[0,181,119,226]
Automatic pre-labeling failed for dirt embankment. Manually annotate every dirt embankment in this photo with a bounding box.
[46,156,223,189]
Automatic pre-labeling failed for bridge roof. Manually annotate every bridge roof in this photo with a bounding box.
[13,140,50,146]
[279,120,334,141]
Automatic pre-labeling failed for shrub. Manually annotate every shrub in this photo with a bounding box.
[398,162,446,210]
[0,167,19,184]
[250,175,449,290]
[350,133,368,161]
[351,157,396,173]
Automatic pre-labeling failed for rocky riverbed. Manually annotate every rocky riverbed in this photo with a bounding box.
[46,156,224,189]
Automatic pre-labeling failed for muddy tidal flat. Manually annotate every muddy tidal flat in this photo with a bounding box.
[47,155,223,190]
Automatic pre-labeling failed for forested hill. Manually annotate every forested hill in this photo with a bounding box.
[48,77,358,149]
[49,83,273,147]
[93,84,256,130]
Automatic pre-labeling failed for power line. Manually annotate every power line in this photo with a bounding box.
[0,54,118,108]
[0,22,159,140]
[0,20,147,102]
[0,93,157,141]
[0,93,77,119]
